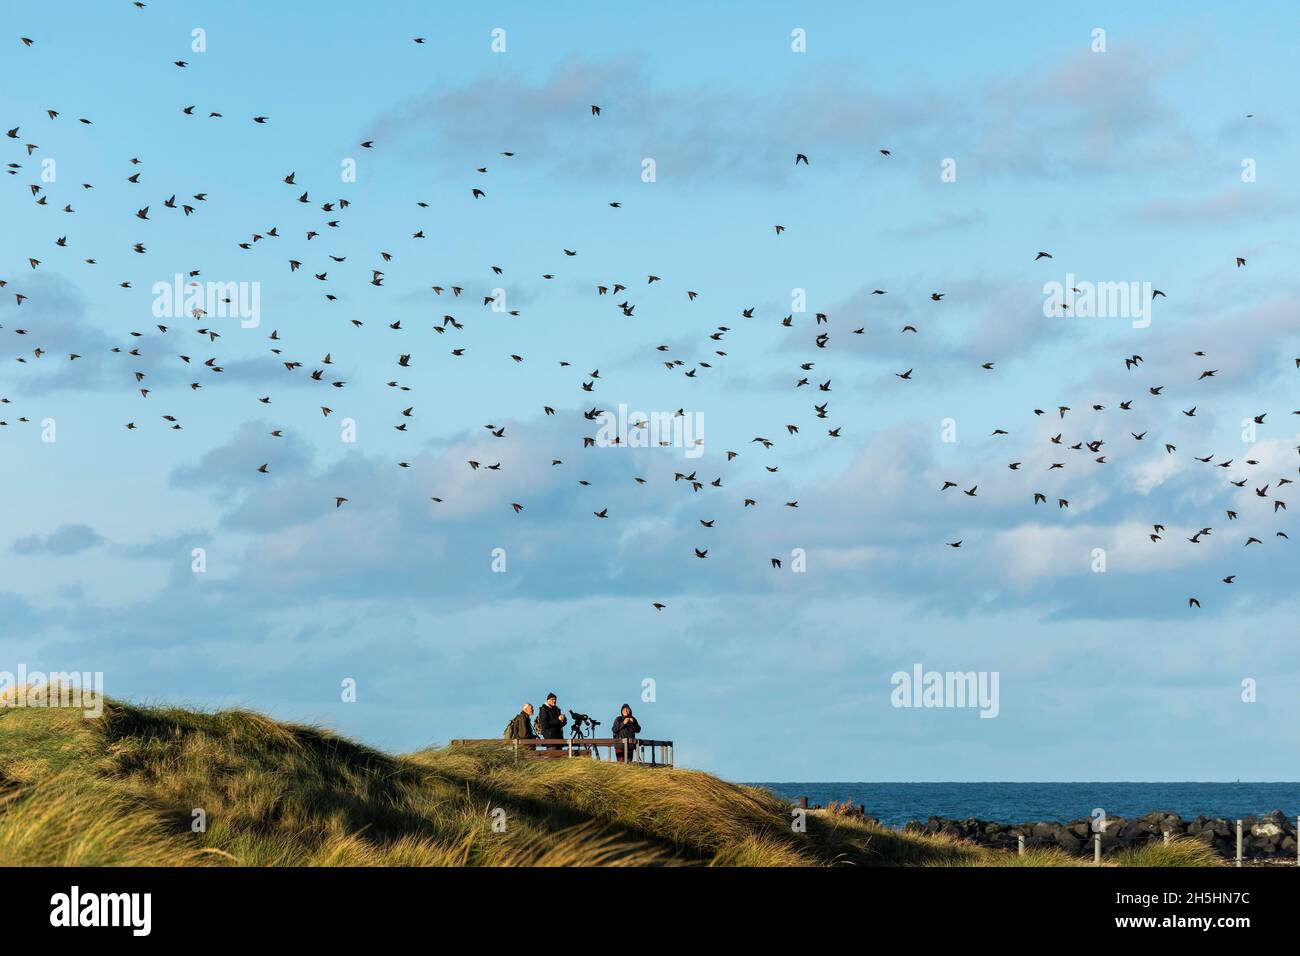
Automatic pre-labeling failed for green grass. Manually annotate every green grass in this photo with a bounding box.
[0,699,1225,867]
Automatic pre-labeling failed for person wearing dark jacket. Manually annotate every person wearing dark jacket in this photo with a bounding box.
[612,704,641,762]
[504,703,538,749]
[537,692,566,749]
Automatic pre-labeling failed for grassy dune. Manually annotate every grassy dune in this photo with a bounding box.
[0,699,1221,867]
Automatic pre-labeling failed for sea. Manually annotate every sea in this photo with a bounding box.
[750,782,1300,827]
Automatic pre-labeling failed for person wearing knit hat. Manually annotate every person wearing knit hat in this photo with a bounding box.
[537,692,566,748]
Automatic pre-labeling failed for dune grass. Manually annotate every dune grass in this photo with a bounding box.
[0,699,1226,867]
[1110,837,1224,867]
[927,839,1221,867]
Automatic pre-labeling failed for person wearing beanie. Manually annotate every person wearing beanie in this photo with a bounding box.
[537,692,566,749]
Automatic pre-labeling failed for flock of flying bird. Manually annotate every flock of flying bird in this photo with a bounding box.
[3,26,1297,615]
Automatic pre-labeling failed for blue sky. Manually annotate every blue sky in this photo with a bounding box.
[1,1,1297,781]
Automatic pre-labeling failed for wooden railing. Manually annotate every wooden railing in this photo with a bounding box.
[450,738,674,767]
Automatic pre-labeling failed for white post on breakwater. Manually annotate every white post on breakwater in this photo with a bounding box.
[1093,833,1101,865]
[1236,820,1242,867]
[1163,830,1170,845]
[1018,835,1024,856]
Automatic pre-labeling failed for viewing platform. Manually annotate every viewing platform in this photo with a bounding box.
[451,738,674,767]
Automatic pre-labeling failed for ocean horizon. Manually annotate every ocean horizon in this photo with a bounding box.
[752,782,1300,828]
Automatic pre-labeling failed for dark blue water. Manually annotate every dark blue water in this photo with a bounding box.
[751,782,1300,827]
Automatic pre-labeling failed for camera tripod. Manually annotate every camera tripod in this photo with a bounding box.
[569,717,602,759]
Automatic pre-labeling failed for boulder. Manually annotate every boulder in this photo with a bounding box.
[1116,817,1161,843]
[1251,821,1284,840]
[1054,830,1083,854]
